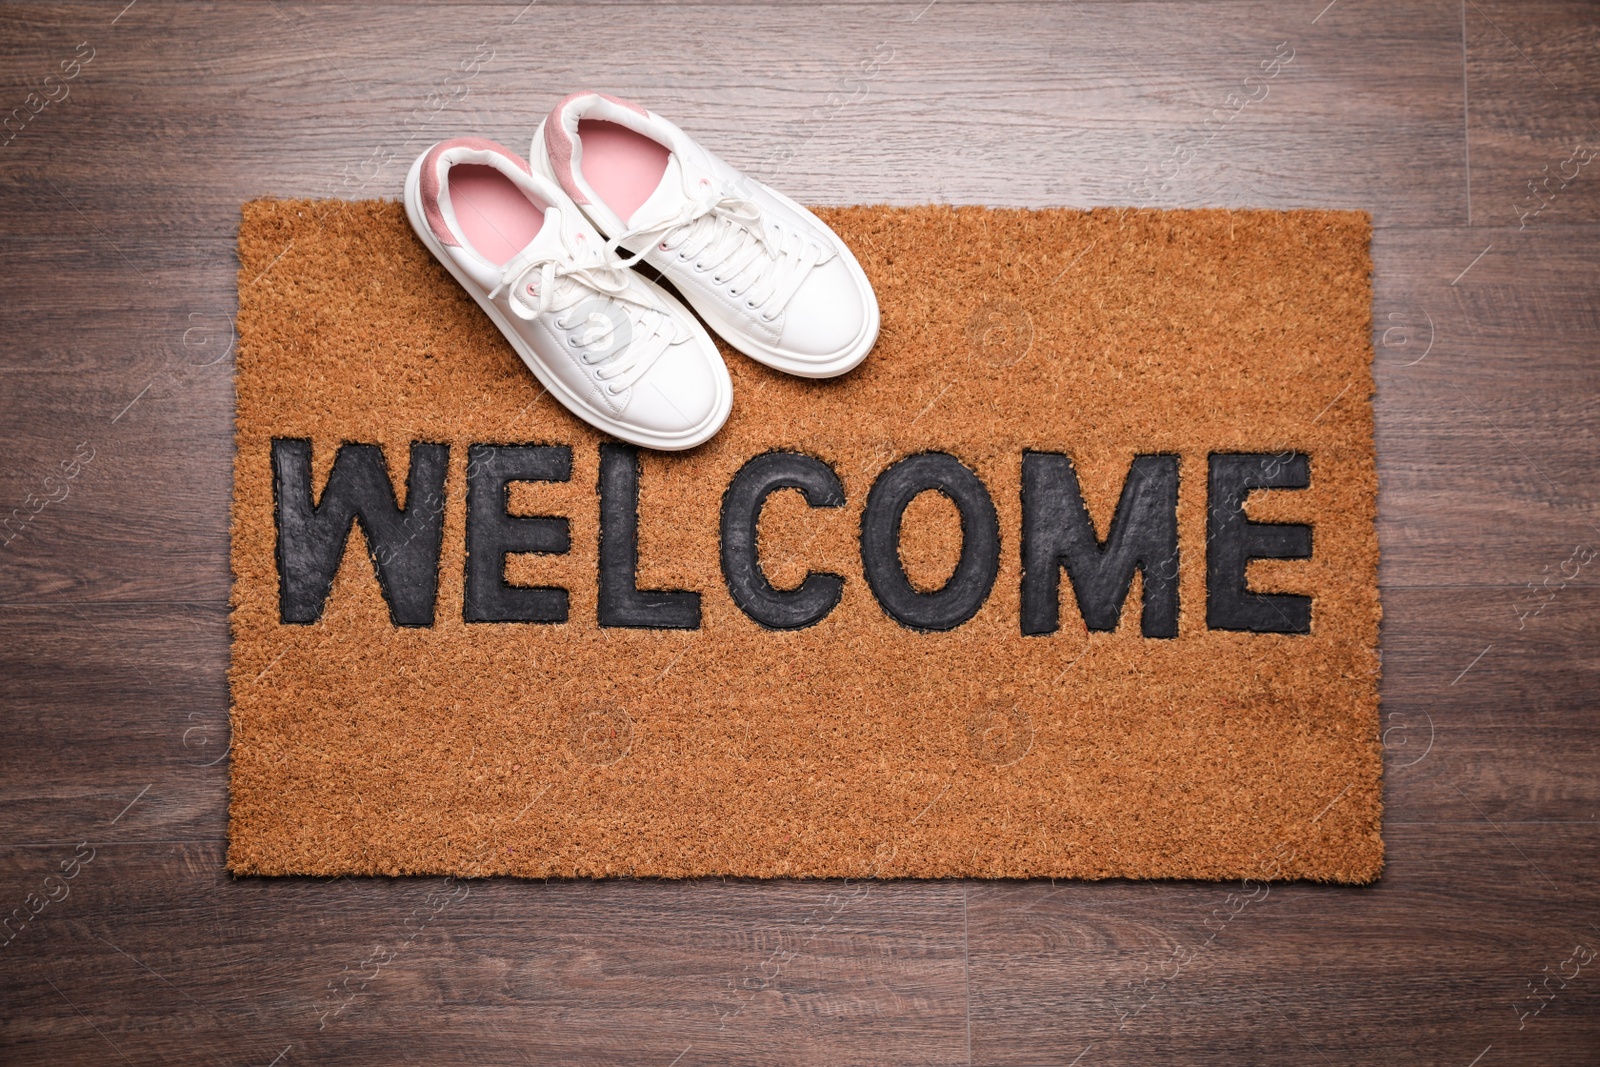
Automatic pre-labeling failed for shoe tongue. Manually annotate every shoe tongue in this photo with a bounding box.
[504,206,567,269]
[499,206,585,297]
[626,153,693,229]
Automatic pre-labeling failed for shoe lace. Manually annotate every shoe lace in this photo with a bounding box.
[488,238,678,395]
[609,178,825,322]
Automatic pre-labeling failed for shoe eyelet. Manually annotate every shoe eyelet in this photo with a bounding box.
[659,241,670,251]
[745,299,758,309]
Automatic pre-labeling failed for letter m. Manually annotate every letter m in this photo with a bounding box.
[272,438,448,626]
[1021,452,1179,638]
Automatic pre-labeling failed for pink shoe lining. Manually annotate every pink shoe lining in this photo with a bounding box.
[449,164,545,267]
[576,120,671,224]
[419,137,531,249]
[545,91,651,207]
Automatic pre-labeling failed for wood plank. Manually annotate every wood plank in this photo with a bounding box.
[1465,0,1600,228]
[0,842,968,1065]
[967,823,1600,1065]
[0,0,1467,245]
[0,605,227,845]
[0,417,233,604]
[1372,224,1600,587]
[2,827,1595,1065]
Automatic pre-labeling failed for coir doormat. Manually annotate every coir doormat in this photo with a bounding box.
[229,200,1381,882]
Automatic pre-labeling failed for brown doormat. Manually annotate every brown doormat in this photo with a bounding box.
[228,200,1380,883]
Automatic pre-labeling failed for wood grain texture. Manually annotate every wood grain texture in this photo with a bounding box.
[1464,0,1600,228]
[2,0,1597,1062]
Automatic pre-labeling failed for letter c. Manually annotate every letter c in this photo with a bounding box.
[720,452,846,630]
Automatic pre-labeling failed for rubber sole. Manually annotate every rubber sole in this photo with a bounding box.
[403,148,732,452]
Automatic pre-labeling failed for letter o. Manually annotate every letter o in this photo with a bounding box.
[860,452,999,632]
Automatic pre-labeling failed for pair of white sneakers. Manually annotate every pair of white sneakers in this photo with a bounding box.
[404,92,881,451]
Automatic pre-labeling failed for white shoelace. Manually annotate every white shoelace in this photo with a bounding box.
[609,181,824,323]
[488,240,678,395]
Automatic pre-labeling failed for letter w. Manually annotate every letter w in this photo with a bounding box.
[272,439,448,626]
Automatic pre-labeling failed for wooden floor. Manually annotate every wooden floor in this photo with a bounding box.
[3,1,1598,1062]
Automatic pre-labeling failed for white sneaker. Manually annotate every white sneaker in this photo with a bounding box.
[532,93,880,379]
[404,136,732,451]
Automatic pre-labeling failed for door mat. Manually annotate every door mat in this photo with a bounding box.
[228,199,1381,882]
